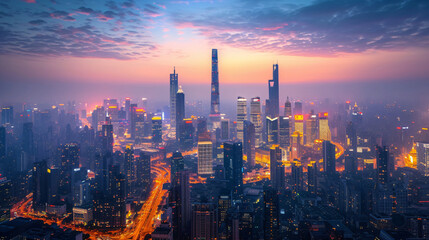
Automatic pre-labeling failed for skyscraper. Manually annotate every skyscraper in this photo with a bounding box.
[284,97,292,117]
[209,49,221,130]
[307,161,317,195]
[323,140,336,177]
[416,141,429,176]
[220,119,229,140]
[250,97,262,147]
[192,203,218,240]
[176,86,185,142]
[171,151,184,185]
[171,170,191,240]
[136,153,151,199]
[318,112,331,141]
[268,64,279,117]
[376,146,389,185]
[305,113,317,146]
[266,117,279,145]
[270,145,284,190]
[198,140,213,175]
[170,67,179,137]
[294,101,302,115]
[223,141,243,195]
[279,116,290,149]
[294,114,304,145]
[124,145,135,197]
[1,106,13,125]
[243,121,255,168]
[263,187,279,240]
[152,116,162,145]
[101,119,114,154]
[33,160,49,212]
[291,161,303,192]
[179,119,194,151]
[236,97,247,143]
[125,97,131,121]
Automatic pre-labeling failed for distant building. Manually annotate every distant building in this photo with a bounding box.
[323,140,336,177]
[236,97,247,143]
[243,121,255,168]
[209,49,221,130]
[152,116,162,145]
[170,67,179,137]
[318,112,331,141]
[224,141,243,195]
[416,141,429,176]
[198,140,213,175]
[266,117,279,145]
[250,97,262,146]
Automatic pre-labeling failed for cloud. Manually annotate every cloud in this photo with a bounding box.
[0,1,162,60]
[172,0,429,56]
[22,0,36,3]
[29,19,46,25]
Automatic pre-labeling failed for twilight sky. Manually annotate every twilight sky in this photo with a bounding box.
[0,0,429,104]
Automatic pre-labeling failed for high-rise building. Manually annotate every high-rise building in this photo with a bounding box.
[124,145,135,196]
[198,140,213,175]
[21,122,34,170]
[179,119,194,151]
[101,119,114,153]
[307,161,317,195]
[220,119,229,140]
[267,64,279,117]
[263,187,279,240]
[270,146,284,190]
[218,194,231,240]
[108,164,126,229]
[132,107,146,143]
[59,143,80,195]
[176,86,185,142]
[33,160,49,212]
[250,97,262,146]
[291,160,303,192]
[294,114,304,145]
[243,121,255,168]
[318,112,331,141]
[416,141,429,176]
[92,106,105,130]
[279,116,290,149]
[376,146,389,185]
[305,113,317,146]
[284,97,292,117]
[171,151,184,185]
[209,49,221,130]
[323,140,336,177]
[1,106,13,125]
[223,141,243,194]
[171,171,191,240]
[136,153,151,199]
[152,116,162,145]
[192,203,218,240]
[266,117,279,145]
[294,101,302,115]
[125,97,131,121]
[236,97,247,143]
[0,127,6,171]
[170,67,179,137]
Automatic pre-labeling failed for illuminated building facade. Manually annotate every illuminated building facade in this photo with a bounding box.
[266,117,279,145]
[294,114,304,145]
[284,97,292,117]
[416,141,429,176]
[176,86,185,142]
[279,116,290,149]
[170,67,179,137]
[152,116,162,145]
[263,187,279,240]
[224,141,243,194]
[179,119,194,150]
[236,97,247,143]
[243,121,255,168]
[305,114,317,146]
[267,64,279,118]
[318,112,331,141]
[198,140,213,175]
[250,97,262,146]
[209,49,221,130]
[192,203,218,240]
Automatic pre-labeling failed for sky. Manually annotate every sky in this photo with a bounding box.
[0,0,429,105]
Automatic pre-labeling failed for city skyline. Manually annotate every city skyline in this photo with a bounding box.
[1,0,429,96]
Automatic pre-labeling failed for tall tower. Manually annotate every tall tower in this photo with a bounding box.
[210,49,221,130]
[250,97,262,147]
[236,97,247,142]
[176,86,185,142]
[268,64,279,117]
[170,67,179,136]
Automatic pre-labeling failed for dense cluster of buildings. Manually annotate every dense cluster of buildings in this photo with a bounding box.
[0,49,428,239]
